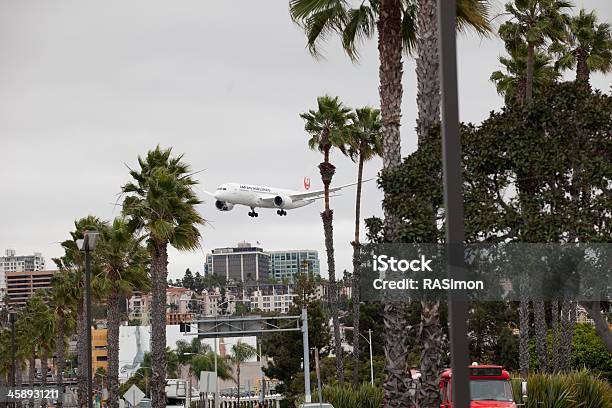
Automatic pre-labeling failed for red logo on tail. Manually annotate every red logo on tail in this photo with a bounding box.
[303,177,311,190]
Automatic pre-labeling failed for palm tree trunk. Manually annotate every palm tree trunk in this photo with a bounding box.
[525,43,535,103]
[55,312,66,408]
[236,363,240,408]
[150,240,169,408]
[107,289,121,408]
[29,354,36,408]
[575,50,590,87]
[77,298,87,408]
[533,300,548,373]
[41,350,48,408]
[559,300,573,371]
[415,1,443,406]
[551,300,559,372]
[15,363,23,408]
[519,281,530,380]
[351,153,365,388]
[319,147,344,383]
[580,301,612,353]
[29,354,35,385]
[378,0,413,406]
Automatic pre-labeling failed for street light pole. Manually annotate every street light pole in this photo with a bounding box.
[85,245,93,408]
[10,311,16,395]
[213,339,218,408]
[78,231,99,408]
[301,308,311,403]
[368,329,374,386]
[438,0,471,406]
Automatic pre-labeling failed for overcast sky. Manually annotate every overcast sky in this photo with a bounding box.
[1,1,610,281]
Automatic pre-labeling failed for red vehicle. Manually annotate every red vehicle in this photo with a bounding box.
[439,365,517,408]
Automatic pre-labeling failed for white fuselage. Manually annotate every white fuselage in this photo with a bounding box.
[214,183,313,209]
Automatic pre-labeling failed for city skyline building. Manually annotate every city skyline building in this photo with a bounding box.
[5,269,56,307]
[0,248,46,304]
[268,249,320,282]
[204,242,320,283]
[205,241,269,282]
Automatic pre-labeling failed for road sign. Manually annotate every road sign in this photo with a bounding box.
[123,384,145,407]
[199,371,217,393]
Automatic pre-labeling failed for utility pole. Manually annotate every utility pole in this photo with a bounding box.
[302,308,311,403]
[438,0,471,407]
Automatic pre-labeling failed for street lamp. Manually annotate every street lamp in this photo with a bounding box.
[343,327,374,386]
[9,311,17,392]
[77,230,99,408]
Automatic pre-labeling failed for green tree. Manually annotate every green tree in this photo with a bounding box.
[300,95,351,383]
[53,215,107,408]
[228,341,257,408]
[291,1,491,404]
[551,8,612,87]
[499,0,572,103]
[491,43,560,105]
[571,324,612,382]
[182,268,195,290]
[121,146,204,408]
[343,107,382,388]
[48,271,79,408]
[96,217,150,408]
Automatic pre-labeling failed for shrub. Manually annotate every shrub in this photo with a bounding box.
[512,371,612,408]
[321,383,383,408]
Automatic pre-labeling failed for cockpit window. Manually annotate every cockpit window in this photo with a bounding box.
[218,187,227,191]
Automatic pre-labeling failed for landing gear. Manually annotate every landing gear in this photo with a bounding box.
[276,209,287,216]
[248,208,259,218]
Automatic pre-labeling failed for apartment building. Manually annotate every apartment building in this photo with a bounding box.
[5,269,56,307]
[205,242,269,282]
[268,250,320,282]
[0,249,46,304]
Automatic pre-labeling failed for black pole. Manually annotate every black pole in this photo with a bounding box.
[85,250,93,408]
[10,312,16,408]
[438,1,471,408]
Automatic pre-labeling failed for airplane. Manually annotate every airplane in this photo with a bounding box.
[204,180,369,217]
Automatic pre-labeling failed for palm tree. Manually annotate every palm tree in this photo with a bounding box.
[48,271,79,408]
[96,218,150,408]
[291,1,491,404]
[491,44,560,105]
[121,146,204,408]
[551,8,612,87]
[228,341,257,408]
[300,95,351,383]
[413,1,491,405]
[499,0,572,104]
[54,216,106,408]
[343,107,382,388]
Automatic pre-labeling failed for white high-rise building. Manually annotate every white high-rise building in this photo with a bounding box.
[0,249,46,304]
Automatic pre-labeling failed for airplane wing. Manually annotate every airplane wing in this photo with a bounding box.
[288,178,372,201]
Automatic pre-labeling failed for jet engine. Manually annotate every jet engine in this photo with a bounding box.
[273,195,293,208]
[215,200,234,211]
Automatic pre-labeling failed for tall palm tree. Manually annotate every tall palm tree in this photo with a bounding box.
[499,0,572,104]
[491,44,560,105]
[54,216,106,408]
[413,1,491,405]
[96,218,150,408]
[551,8,612,87]
[229,341,257,408]
[121,146,204,408]
[48,271,79,408]
[291,1,491,405]
[344,107,382,388]
[300,95,351,383]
